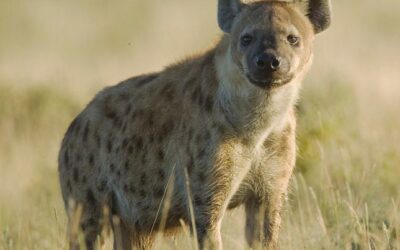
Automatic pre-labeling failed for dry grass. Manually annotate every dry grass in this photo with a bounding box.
[1,0,399,249]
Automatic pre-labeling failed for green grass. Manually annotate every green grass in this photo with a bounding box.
[0,85,79,250]
[286,79,400,249]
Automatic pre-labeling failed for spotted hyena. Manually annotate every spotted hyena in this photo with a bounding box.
[58,0,331,249]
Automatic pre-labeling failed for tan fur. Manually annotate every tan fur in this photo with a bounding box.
[58,1,329,249]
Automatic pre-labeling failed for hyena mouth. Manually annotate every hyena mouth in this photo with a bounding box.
[246,74,293,89]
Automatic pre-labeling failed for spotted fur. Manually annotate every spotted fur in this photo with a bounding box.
[58,0,331,249]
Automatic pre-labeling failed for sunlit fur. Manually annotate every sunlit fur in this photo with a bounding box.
[58,1,330,249]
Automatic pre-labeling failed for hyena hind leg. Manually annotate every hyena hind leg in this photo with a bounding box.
[67,206,103,250]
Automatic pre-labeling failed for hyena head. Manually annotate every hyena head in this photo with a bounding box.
[218,0,332,88]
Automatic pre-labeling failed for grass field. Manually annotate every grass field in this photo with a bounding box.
[1,0,399,249]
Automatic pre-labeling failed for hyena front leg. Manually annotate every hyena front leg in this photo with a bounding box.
[188,174,227,250]
[244,190,288,250]
[192,154,250,249]
[245,127,296,249]
[196,219,223,250]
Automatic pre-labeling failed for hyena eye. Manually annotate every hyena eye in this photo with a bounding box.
[287,35,300,46]
[240,34,253,47]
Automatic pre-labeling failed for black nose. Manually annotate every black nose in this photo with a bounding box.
[254,54,281,71]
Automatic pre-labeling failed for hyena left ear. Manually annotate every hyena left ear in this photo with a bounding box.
[218,0,244,33]
[295,0,332,34]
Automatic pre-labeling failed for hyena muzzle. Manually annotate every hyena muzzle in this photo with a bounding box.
[58,0,331,249]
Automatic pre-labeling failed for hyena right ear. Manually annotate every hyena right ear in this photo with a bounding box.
[218,0,244,33]
[295,0,332,34]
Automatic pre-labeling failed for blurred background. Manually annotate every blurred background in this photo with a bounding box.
[0,0,399,249]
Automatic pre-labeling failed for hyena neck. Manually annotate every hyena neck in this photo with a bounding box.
[214,36,302,146]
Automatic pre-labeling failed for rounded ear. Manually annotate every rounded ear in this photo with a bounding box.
[218,0,244,33]
[295,0,332,34]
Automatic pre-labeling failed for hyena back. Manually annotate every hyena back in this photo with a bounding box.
[58,0,331,249]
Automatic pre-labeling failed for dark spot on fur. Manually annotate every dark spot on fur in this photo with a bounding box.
[198,172,206,183]
[131,111,137,122]
[183,76,196,93]
[89,154,94,166]
[197,148,206,159]
[149,134,155,143]
[158,120,173,143]
[67,180,72,192]
[156,134,164,144]
[110,191,118,215]
[86,189,96,207]
[135,137,143,150]
[158,169,165,181]
[75,121,82,136]
[136,201,143,208]
[196,224,209,236]
[139,189,146,198]
[161,83,175,100]
[205,95,213,112]
[122,138,129,150]
[154,187,164,198]
[73,168,79,182]
[82,175,87,183]
[140,173,147,185]
[146,111,155,127]
[83,121,90,143]
[128,145,134,154]
[110,164,115,173]
[107,138,113,153]
[125,103,132,116]
[188,154,194,174]
[197,90,204,106]
[118,93,130,101]
[202,51,215,66]
[135,73,159,88]
[114,118,123,129]
[103,100,117,121]
[87,218,96,227]
[121,122,128,133]
[124,160,130,171]
[213,122,225,135]
[115,145,121,154]
[130,134,137,143]
[66,119,76,135]
[134,220,141,230]
[188,128,194,140]
[141,154,147,165]
[64,149,70,167]
[97,179,107,192]
[137,109,145,117]
[158,149,165,161]
[204,130,211,141]
[94,131,101,147]
[196,133,203,143]
[123,184,129,193]
[76,153,83,162]
[129,184,136,194]
[194,195,203,207]
[205,195,212,206]
[191,85,201,103]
